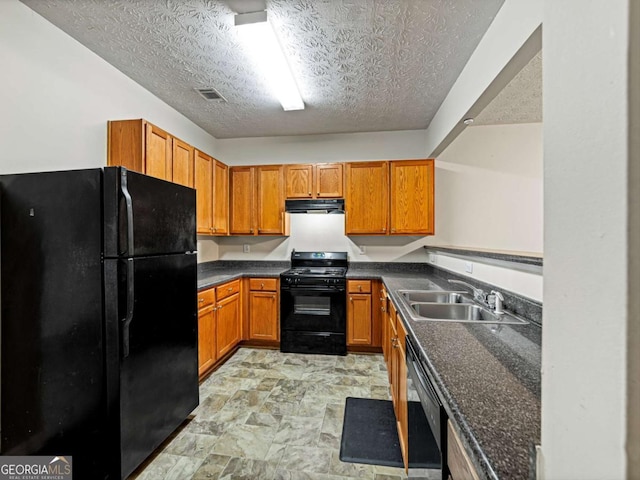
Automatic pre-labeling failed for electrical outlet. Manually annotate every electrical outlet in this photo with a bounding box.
[465,261,473,273]
[243,244,250,253]
[429,253,436,264]
[359,245,366,255]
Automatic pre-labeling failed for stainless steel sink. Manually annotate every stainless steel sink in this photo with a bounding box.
[408,302,528,325]
[394,288,528,325]
[399,289,469,304]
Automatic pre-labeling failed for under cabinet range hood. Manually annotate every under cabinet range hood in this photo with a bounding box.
[285,199,345,214]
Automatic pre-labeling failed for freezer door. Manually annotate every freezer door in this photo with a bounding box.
[103,167,196,258]
[104,253,198,479]
[0,169,108,476]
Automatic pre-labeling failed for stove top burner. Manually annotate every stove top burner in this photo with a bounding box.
[285,267,347,277]
[282,251,349,282]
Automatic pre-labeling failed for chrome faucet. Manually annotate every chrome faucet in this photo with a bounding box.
[447,279,487,304]
[489,290,505,314]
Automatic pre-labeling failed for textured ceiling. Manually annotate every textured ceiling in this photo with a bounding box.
[21,0,508,139]
[474,50,542,125]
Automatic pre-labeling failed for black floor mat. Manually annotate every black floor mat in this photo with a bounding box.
[339,397,441,469]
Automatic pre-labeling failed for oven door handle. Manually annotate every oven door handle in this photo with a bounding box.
[281,286,346,293]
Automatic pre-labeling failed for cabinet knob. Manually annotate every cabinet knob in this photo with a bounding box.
[358,285,362,291]
[382,227,386,232]
[349,297,353,301]
[199,298,204,303]
[391,229,395,233]
[308,192,311,196]
[228,287,233,291]
[317,191,320,195]
[261,282,265,288]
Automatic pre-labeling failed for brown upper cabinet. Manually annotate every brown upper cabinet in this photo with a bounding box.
[345,161,389,234]
[389,160,434,235]
[195,150,229,235]
[171,138,194,188]
[229,166,255,235]
[230,165,289,236]
[108,119,192,186]
[345,159,435,236]
[212,160,229,235]
[285,163,343,199]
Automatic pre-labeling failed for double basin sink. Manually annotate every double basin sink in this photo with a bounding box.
[397,289,528,325]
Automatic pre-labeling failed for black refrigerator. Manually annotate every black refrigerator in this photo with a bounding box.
[0,167,199,479]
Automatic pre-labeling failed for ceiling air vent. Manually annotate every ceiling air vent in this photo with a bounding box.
[195,87,226,102]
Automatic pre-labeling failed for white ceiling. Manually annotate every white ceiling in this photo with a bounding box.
[19,0,541,140]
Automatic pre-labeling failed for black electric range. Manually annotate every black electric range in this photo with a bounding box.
[280,251,348,355]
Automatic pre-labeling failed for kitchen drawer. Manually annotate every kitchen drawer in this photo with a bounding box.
[216,279,241,301]
[348,280,371,294]
[249,278,278,291]
[198,288,215,310]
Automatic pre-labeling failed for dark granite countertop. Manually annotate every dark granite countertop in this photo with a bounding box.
[197,261,289,289]
[197,261,541,479]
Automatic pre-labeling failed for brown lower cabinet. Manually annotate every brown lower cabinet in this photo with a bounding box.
[347,279,382,350]
[386,300,409,470]
[197,279,241,380]
[248,278,279,342]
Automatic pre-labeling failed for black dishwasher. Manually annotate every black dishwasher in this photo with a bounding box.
[406,335,448,477]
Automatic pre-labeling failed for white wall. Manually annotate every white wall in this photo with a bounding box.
[541,1,634,478]
[429,123,543,253]
[0,0,217,175]
[217,129,427,165]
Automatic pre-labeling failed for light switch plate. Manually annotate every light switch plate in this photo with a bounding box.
[465,261,473,273]
[243,244,250,253]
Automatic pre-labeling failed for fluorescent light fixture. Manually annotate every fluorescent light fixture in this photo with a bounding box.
[235,11,305,111]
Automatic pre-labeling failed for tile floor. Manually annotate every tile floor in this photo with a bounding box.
[131,347,440,480]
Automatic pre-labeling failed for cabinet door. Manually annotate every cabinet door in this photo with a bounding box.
[256,165,285,235]
[198,305,216,377]
[229,167,255,235]
[389,303,398,402]
[249,291,279,341]
[345,161,389,234]
[390,160,434,235]
[380,286,390,365]
[195,150,213,234]
[316,163,343,198]
[347,293,372,345]
[212,160,229,235]
[285,164,314,198]
[145,123,172,181]
[172,138,194,188]
[216,293,240,359]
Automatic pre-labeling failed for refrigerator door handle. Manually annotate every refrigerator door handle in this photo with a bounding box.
[120,169,134,256]
[122,258,135,358]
